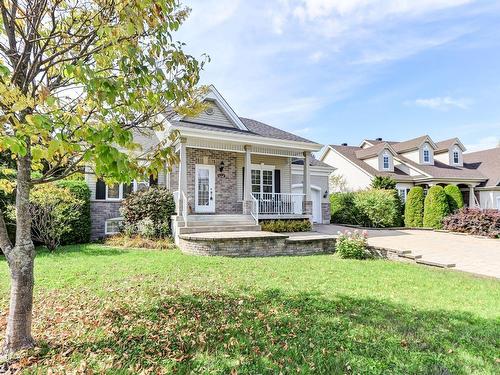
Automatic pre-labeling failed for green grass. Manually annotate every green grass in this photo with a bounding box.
[1,244,499,374]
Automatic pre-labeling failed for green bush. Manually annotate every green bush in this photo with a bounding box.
[121,187,175,238]
[353,189,402,227]
[336,229,369,259]
[371,176,396,190]
[444,185,464,213]
[27,184,83,250]
[56,179,91,245]
[260,219,312,233]
[423,186,450,229]
[330,192,364,225]
[404,187,425,227]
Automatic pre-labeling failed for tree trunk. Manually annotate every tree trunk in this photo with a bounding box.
[2,155,36,355]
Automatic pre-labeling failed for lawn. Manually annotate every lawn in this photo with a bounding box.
[0,245,499,374]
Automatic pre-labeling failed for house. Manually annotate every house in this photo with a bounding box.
[319,135,499,208]
[463,147,500,210]
[85,85,333,240]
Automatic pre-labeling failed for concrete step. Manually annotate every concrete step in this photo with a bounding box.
[176,215,256,227]
[177,224,261,234]
[416,259,456,269]
[398,253,423,260]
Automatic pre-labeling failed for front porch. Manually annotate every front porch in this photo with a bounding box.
[170,140,322,230]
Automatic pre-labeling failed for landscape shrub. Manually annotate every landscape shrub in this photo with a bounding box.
[353,189,402,227]
[423,186,450,229]
[371,176,397,190]
[404,187,425,227]
[56,179,91,244]
[330,192,364,225]
[121,187,175,238]
[27,184,83,250]
[104,234,176,250]
[335,230,369,259]
[260,219,312,233]
[444,184,464,213]
[443,208,499,238]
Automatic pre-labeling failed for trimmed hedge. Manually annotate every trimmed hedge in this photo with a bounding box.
[56,180,91,245]
[404,187,425,227]
[330,189,402,228]
[260,219,312,233]
[371,176,396,190]
[423,186,450,229]
[443,208,499,238]
[444,185,464,213]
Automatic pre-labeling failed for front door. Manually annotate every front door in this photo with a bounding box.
[195,164,215,213]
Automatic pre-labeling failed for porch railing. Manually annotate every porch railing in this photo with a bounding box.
[251,194,259,224]
[251,193,305,216]
[181,191,188,227]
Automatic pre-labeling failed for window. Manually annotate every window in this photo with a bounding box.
[251,167,274,197]
[398,188,410,202]
[105,219,122,235]
[423,148,430,163]
[453,150,460,165]
[104,180,148,200]
[383,155,390,170]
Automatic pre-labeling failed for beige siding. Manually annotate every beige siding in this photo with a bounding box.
[184,100,235,128]
[235,154,291,200]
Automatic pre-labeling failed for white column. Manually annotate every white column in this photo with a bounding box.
[469,184,476,208]
[244,145,252,201]
[177,138,187,215]
[303,151,311,201]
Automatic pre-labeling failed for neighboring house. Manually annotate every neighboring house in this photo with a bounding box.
[319,135,497,208]
[85,85,333,239]
[463,147,500,210]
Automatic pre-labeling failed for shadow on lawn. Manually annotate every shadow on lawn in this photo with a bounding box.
[32,289,499,374]
[34,244,128,258]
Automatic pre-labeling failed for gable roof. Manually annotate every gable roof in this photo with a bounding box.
[329,145,419,181]
[355,142,397,159]
[463,147,500,187]
[435,138,466,154]
[391,135,437,153]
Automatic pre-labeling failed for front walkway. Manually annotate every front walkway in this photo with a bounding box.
[315,225,500,279]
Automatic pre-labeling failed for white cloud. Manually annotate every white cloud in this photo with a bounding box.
[409,96,472,111]
[464,136,500,152]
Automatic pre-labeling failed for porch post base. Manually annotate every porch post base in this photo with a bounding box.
[303,200,313,215]
[243,200,253,215]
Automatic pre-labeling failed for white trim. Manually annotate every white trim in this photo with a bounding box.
[382,151,390,170]
[105,218,123,235]
[251,165,275,195]
[496,196,500,210]
[291,165,332,177]
[171,127,321,152]
[204,85,248,131]
[105,184,122,201]
[326,147,374,179]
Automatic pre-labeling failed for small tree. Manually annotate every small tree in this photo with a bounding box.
[371,176,397,190]
[423,186,450,229]
[404,187,425,227]
[444,185,464,213]
[329,174,348,192]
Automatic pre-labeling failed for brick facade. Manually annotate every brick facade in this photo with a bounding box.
[90,201,122,240]
[185,148,242,214]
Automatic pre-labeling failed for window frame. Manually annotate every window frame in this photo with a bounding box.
[104,180,150,201]
[422,145,431,164]
[382,152,390,170]
[452,149,460,165]
[250,164,275,197]
[104,219,122,235]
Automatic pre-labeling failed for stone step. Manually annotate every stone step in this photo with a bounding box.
[398,253,423,260]
[415,259,456,269]
[177,224,261,234]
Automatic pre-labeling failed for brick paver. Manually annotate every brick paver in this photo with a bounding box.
[315,224,500,278]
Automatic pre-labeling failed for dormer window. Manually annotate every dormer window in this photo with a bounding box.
[423,148,430,163]
[452,147,460,165]
[383,155,389,169]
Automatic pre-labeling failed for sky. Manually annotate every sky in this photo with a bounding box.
[176,0,500,152]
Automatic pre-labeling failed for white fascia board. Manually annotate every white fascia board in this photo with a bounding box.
[291,165,333,177]
[171,126,322,152]
[414,177,486,184]
[359,140,374,148]
[318,145,331,161]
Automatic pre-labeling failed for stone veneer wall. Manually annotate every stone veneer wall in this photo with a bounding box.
[179,236,336,257]
[186,148,242,214]
[90,201,121,240]
[321,202,331,224]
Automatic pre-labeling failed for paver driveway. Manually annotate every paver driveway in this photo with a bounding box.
[315,224,500,278]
